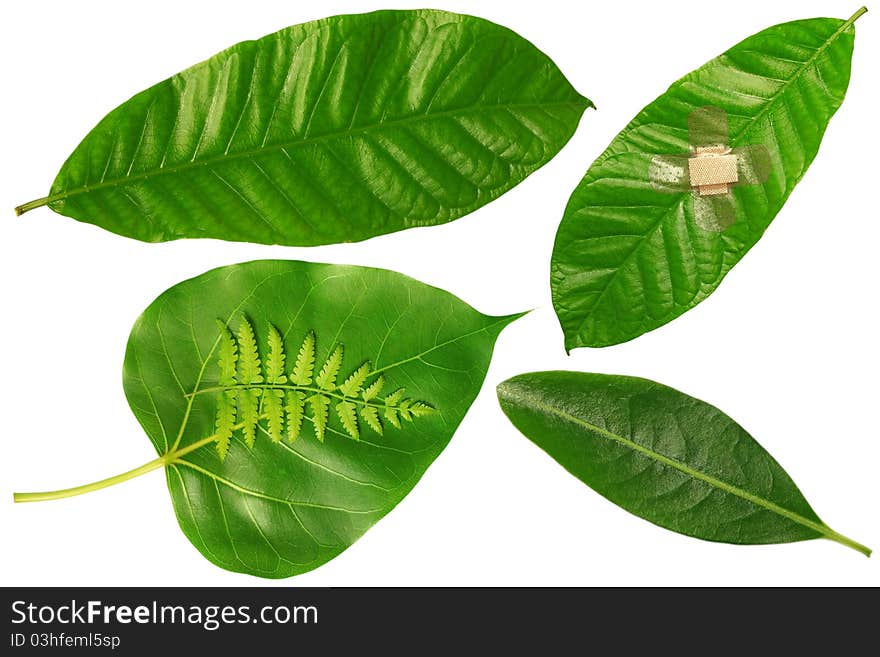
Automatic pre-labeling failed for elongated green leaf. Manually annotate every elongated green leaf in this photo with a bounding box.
[113,260,521,577]
[16,9,590,245]
[551,8,865,349]
[497,371,870,555]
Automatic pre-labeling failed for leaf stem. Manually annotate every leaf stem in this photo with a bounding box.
[13,456,169,503]
[12,433,222,503]
[14,196,51,216]
[825,528,872,558]
[847,7,868,26]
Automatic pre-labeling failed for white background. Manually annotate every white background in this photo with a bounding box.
[0,0,876,586]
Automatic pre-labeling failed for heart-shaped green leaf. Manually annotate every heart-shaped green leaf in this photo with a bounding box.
[15,260,522,578]
[497,371,869,555]
[551,8,865,349]
[16,9,590,246]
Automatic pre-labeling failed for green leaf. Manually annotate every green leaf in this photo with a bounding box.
[16,9,590,246]
[105,259,521,578]
[551,8,865,349]
[497,371,870,556]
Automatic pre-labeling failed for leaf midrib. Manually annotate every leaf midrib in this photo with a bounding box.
[563,16,854,344]
[515,392,832,540]
[48,99,587,207]
[171,459,383,515]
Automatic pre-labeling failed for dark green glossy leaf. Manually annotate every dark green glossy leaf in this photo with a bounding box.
[497,371,869,555]
[551,9,864,349]
[17,9,590,245]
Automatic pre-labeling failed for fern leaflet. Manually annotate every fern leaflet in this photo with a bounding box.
[214,391,237,459]
[339,362,370,397]
[285,391,305,443]
[236,319,263,384]
[264,390,284,443]
[309,394,330,442]
[265,325,287,384]
[362,375,385,402]
[336,401,360,440]
[385,407,401,429]
[291,330,315,386]
[385,388,406,406]
[360,405,383,435]
[315,344,344,391]
[239,389,260,448]
[409,401,436,418]
[216,322,238,387]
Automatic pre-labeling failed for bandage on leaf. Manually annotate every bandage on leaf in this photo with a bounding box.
[551,8,866,350]
[13,260,523,578]
[14,9,590,246]
[497,371,870,556]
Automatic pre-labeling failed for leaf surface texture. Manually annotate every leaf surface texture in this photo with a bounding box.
[497,371,868,554]
[123,259,520,577]
[551,11,862,349]
[32,9,589,245]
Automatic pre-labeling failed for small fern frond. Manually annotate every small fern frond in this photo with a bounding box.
[339,362,371,397]
[308,394,330,442]
[362,375,385,402]
[236,318,263,384]
[238,389,260,448]
[216,321,238,387]
[285,391,305,443]
[359,405,383,435]
[210,323,436,453]
[214,391,237,460]
[291,330,316,386]
[265,325,287,384]
[264,390,284,443]
[315,344,344,391]
[385,388,406,407]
